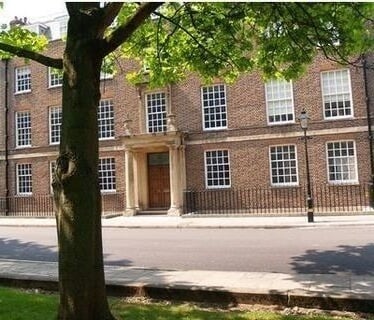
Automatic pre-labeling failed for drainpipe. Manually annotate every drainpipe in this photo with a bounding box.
[362,54,374,207]
[3,59,9,215]
[2,59,10,215]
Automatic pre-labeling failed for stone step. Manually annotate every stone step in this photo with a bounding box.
[136,210,168,216]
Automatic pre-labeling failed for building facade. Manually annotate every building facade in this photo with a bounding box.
[0,24,373,216]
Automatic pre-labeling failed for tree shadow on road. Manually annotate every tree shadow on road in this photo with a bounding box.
[0,237,133,266]
[0,237,58,262]
[285,243,374,312]
[290,243,374,275]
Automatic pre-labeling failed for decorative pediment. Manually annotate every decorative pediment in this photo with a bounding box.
[121,131,186,151]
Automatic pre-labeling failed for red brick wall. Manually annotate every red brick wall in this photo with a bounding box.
[172,52,367,134]
[0,162,6,198]
[2,40,371,211]
[185,132,371,191]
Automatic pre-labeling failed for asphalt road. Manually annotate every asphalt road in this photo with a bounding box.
[0,226,373,275]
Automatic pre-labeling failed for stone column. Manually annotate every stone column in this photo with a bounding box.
[124,147,136,216]
[179,145,186,207]
[133,151,140,211]
[168,144,182,216]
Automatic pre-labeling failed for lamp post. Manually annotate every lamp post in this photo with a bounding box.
[298,110,314,223]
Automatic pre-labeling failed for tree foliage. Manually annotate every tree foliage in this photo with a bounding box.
[120,2,374,85]
[1,3,372,83]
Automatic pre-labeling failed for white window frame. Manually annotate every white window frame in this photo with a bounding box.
[269,144,299,187]
[48,67,63,88]
[16,163,32,195]
[142,62,150,74]
[49,106,62,145]
[204,149,231,189]
[98,99,115,140]
[145,92,167,133]
[59,19,67,38]
[15,111,31,148]
[50,161,56,194]
[321,69,353,120]
[98,157,116,192]
[15,66,31,94]
[100,71,114,80]
[201,84,228,131]
[265,79,295,125]
[326,140,358,184]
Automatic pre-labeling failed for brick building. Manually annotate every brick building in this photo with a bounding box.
[0,17,373,216]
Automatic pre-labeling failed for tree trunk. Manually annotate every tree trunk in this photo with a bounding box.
[52,9,116,320]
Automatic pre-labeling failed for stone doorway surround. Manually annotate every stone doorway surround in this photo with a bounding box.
[122,131,186,216]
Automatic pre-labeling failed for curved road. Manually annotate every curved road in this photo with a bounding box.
[0,225,373,275]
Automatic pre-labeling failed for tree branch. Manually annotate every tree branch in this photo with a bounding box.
[101,2,163,56]
[281,6,314,51]
[66,2,99,16]
[154,10,238,71]
[156,4,185,66]
[0,42,63,68]
[295,3,363,68]
[96,2,124,38]
[351,3,374,24]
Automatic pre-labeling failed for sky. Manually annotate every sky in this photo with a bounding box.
[0,0,67,25]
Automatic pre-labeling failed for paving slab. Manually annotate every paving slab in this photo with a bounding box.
[1,214,374,229]
[0,258,373,312]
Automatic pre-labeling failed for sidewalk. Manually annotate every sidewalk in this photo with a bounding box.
[1,216,374,311]
[1,214,374,228]
[0,258,373,312]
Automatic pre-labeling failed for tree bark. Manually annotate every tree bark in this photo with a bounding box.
[52,6,115,320]
[49,3,162,319]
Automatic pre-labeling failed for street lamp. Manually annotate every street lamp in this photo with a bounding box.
[298,110,314,223]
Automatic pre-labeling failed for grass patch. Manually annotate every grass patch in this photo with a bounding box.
[0,286,370,320]
[0,286,58,320]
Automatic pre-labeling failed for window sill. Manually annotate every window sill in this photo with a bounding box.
[14,90,31,95]
[206,186,231,190]
[99,137,115,141]
[323,116,354,121]
[267,121,295,126]
[15,145,32,149]
[328,181,359,186]
[271,183,299,188]
[48,85,62,89]
[203,127,228,132]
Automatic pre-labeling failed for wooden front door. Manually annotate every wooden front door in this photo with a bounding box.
[148,153,170,209]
